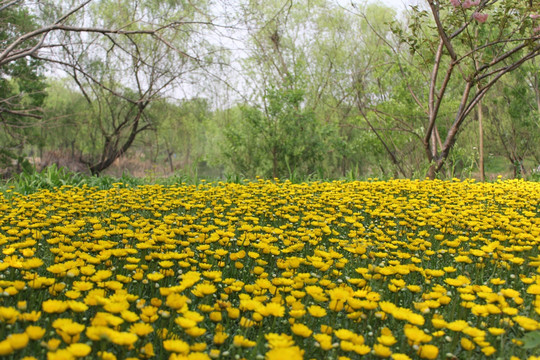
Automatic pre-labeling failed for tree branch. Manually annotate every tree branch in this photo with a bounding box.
[427,0,457,60]
[0,0,21,12]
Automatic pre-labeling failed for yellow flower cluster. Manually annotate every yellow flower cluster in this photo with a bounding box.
[0,179,538,359]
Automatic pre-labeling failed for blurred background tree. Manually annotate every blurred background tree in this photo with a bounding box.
[1,0,538,180]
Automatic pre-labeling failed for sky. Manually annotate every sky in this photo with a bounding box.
[382,0,413,9]
[363,0,424,10]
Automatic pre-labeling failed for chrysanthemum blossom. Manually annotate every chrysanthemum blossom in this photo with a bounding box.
[265,346,304,360]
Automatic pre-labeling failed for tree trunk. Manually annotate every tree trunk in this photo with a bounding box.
[88,105,148,175]
[167,151,174,173]
[272,146,278,179]
[426,162,438,180]
[478,100,485,182]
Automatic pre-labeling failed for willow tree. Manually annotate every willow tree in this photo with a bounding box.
[1,0,214,174]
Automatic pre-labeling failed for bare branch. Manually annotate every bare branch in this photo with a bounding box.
[0,0,21,12]
[360,13,427,113]
[0,107,42,119]
[427,0,457,60]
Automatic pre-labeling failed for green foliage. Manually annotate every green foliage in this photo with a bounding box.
[520,331,540,351]
[0,5,47,173]
[0,162,220,196]
[222,76,326,179]
[2,0,539,182]
[483,64,540,177]
[146,98,212,173]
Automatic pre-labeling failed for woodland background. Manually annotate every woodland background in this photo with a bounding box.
[1,0,539,181]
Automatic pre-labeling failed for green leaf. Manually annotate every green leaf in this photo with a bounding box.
[520,331,540,349]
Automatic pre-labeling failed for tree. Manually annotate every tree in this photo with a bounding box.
[0,3,47,174]
[147,98,211,173]
[485,64,540,177]
[218,0,330,179]
[404,0,540,178]
[1,0,213,174]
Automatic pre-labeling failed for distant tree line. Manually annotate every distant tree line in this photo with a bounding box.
[1,0,539,180]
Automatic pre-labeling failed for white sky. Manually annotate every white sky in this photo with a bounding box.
[363,0,424,10]
[380,0,412,9]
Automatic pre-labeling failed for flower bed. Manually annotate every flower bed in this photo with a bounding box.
[0,179,539,359]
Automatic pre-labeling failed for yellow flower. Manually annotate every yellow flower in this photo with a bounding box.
[334,329,355,341]
[185,327,206,337]
[190,343,207,352]
[141,342,155,357]
[513,316,540,331]
[291,323,312,338]
[352,344,370,355]
[0,306,20,323]
[233,335,256,348]
[373,343,392,357]
[175,317,196,331]
[45,338,61,351]
[488,327,505,336]
[166,293,189,310]
[446,320,469,332]
[121,310,140,323]
[209,311,222,322]
[213,332,229,345]
[392,354,412,360]
[72,281,94,292]
[460,337,475,351]
[265,333,295,349]
[379,301,397,314]
[163,339,190,354]
[481,346,496,356]
[404,325,432,345]
[53,318,85,336]
[86,326,114,342]
[129,322,154,336]
[377,334,397,347]
[313,333,333,351]
[140,306,159,323]
[25,325,46,340]
[42,300,68,313]
[17,301,27,311]
[265,346,304,360]
[7,332,29,350]
[0,340,13,356]
[111,332,138,346]
[97,351,116,360]
[417,345,438,359]
[226,307,240,319]
[307,305,327,318]
[305,286,329,302]
[47,349,75,360]
[67,343,92,357]
[260,302,285,317]
[147,272,164,281]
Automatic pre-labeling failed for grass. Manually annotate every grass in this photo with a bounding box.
[0,175,538,359]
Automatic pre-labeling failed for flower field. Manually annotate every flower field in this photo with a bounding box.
[0,179,539,360]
